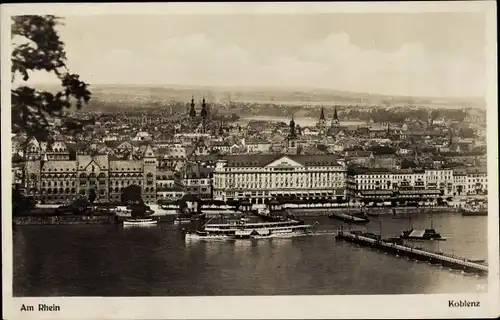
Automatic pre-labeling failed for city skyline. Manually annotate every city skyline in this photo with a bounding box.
[15,12,487,99]
[4,3,498,320]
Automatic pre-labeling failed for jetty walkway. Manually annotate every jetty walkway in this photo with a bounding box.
[336,231,488,276]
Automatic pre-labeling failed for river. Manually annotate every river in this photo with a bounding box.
[238,115,384,129]
[13,212,487,296]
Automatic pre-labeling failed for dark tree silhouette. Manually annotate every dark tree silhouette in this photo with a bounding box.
[401,158,418,169]
[88,188,97,203]
[12,187,36,215]
[367,145,396,155]
[11,15,92,141]
[121,185,144,205]
[130,204,147,218]
[317,144,328,152]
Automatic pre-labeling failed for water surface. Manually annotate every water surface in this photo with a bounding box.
[13,212,487,296]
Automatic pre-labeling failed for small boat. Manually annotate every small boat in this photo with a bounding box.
[460,201,488,216]
[174,217,192,224]
[329,212,369,223]
[461,208,488,216]
[123,218,158,227]
[400,228,443,240]
[468,259,486,264]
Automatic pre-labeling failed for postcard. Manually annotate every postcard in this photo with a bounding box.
[1,2,499,319]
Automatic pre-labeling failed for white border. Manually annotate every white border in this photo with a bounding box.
[1,2,499,319]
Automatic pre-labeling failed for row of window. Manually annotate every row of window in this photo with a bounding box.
[42,181,75,187]
[40,179,161,187]
[78,172,154,178]
[37,187,157,194]
[222,167,343,172]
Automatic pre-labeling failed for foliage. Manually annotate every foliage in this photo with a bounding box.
[12,187,36,215]
[130,204,147,218]
[11,15,91,141]
[88,188,97,203]
[316,144,328,152]
[401,158,418,169]
[367,145,397,155]
[72,197,90,208]
[120,185,144,205]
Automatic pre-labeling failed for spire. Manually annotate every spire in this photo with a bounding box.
[320,107,325,120]
[200,96,208,119]
[331,106,340,127]
[289,114,296,139]
[219,119,224,135]
[189,96,196,118]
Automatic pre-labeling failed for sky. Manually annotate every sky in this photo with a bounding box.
[14,12,487,98]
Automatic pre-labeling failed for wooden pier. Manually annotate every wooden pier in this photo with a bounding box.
[335,231,488,276]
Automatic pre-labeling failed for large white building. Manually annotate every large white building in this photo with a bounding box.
[465,169,488,195]
[425,168,454,196]
[213,154,346,204]
[391,169,426,190]
[346,167,464,200]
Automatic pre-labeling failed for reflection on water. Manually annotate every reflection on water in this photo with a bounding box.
[13,212,488,296]
[233,239,253,253]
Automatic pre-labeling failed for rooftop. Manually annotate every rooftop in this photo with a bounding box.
[220,154,342,167]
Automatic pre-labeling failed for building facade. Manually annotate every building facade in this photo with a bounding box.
[425,168,454,196]
[23,144,158,204]
[213,154,346,204]
[346,167,451,201]
[466,169,488,195]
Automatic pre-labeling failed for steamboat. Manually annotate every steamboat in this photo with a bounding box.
[184,217,317,241]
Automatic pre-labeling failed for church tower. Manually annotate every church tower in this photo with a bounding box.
[286,115,298,154]
[318,107,326,128]
[331,106,340,128]
[200,96,208,120]
[189,96,196,119]
[142,145,157,204]
[218,119,224,136]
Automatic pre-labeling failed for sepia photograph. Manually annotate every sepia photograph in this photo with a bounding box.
[2,2,499,319]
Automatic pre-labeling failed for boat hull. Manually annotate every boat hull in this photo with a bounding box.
[174,219,191,225]
[252,231,309,239]
[329,213,369,224]
[185,234,233,241]
[188,218,316,241]
[401,236,442,241]
[461,211,488,216]
[123,220,158,227]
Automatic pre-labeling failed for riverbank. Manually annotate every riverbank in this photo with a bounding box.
[13,214,117,226]
[12,206,462,225]
[287,206,459,216]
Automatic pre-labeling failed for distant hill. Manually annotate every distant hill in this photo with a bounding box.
[32,83,485,111]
